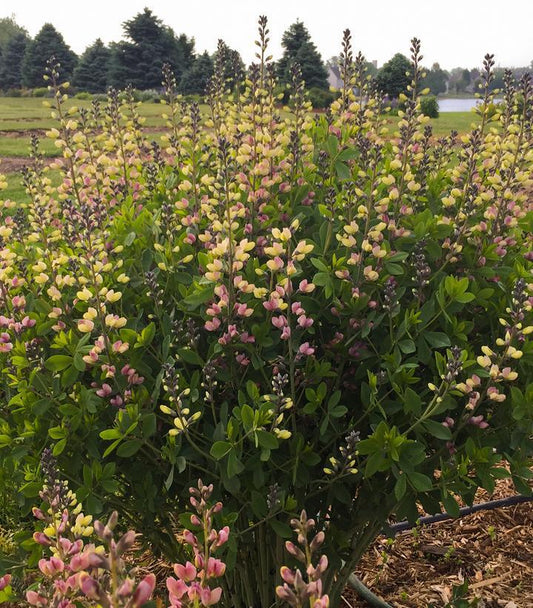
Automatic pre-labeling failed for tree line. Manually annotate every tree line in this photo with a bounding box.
[0,10,329,94]
[0,11,531,98]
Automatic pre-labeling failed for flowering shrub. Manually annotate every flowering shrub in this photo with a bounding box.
[0,20,532,607]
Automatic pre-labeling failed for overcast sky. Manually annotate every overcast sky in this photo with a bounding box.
[3,0,533,70]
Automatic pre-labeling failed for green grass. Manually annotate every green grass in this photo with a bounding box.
[0,97,180,132]
[0,136,60,157]
[384,111,482,137]
[1,169,62,203]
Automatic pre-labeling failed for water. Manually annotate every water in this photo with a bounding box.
[438,98,502,112]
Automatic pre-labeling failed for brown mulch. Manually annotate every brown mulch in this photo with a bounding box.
[344,476,533,608]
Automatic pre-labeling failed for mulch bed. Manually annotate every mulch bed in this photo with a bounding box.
[344,476,533,607]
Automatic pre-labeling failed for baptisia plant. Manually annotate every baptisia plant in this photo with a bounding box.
[0,17,532,608]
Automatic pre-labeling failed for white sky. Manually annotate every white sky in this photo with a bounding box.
[2,0,533,70]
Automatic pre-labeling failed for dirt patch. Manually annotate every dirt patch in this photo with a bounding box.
[0,129,47,138]
[0,156,56,174]
[344,475,533,607]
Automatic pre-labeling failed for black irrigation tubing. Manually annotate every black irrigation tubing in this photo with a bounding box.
[348,494,533,608]
[387,494,533,534]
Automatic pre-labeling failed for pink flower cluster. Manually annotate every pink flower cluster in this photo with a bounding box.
[166,480,228,607]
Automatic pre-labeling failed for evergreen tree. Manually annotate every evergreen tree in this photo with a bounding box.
[21,23,77,88]
[0,15,27,51]
[376,53,411,99]
[0,32,29,89]
[108,8,194,90]
[179,51,214,95]
[277,21,328,90]
[72,39,111,93]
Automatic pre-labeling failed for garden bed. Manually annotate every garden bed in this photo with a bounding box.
[346,474,533,607]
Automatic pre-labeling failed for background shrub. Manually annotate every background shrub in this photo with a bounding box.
[420,94,439,117]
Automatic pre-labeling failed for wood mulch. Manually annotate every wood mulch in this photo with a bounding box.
[343,475,533,608]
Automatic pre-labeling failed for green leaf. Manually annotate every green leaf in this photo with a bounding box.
[52,438,67,456]
[210,441,232,460]
[403,388,422,415]
[226,449,244,477]
[177,348,204,366]
[241,404,255,431]
[394,474,407,501]
[398,339,416,354]
[100,428,122,440]
[407,471,433,492]
[136,323,156,348]
[48,426,66,440]
[335,161,351,180]
[455,292,475,303]
[124,231,136,246]
[44,355,73,371]
[424,331,451,348]
[442,493,460,518]
[143,413,157,438]
[338,147,357,161]
[73,352,86,372]
[269,519,293,539]
[422,419,452,440]
[385,262,404,276]
[255,430,279,450]
[183,285,215,310]
[117,440,142,457]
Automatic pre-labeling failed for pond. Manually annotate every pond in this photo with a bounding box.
[438,98,502,112]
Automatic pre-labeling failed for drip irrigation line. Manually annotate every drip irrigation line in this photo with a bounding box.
[387,494,533,534]
[347,494,532,607]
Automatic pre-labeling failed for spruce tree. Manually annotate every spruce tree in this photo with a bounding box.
[0,15,27,51]
[376,53,411,99]
[179,51,214,95]
[108,8,194,90]
[21,23,77,88]
[277,21,328,90]
[72,39,110,93]
[0,32,29,89]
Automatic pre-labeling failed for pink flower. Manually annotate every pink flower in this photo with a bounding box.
[96,383,113,398]
[297,315,314,329]
[78,573,100,599]
[26,590,48,606]
[167,577,188,599]
[38,556,65,576]
[206,557,226,578]
[131,573,156,607]
[281,326,291,340]
[298,279,315,293]
[200,586,222,606]
[216,526,230,546]
[174,561,197,582]
[299,342,315,356]
[205,318,221,331]
[0,574,11,591]
[272,316,287,328]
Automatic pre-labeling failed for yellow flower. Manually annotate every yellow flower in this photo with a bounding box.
[77,287,92,301]
[77,319,94,333]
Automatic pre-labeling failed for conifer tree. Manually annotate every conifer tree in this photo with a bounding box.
[0,32,29,89]
[21,23,77,87]
[72,39,110,93]
[277,21,328,90]
[179,51,214,94]
[108,8,194,90]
